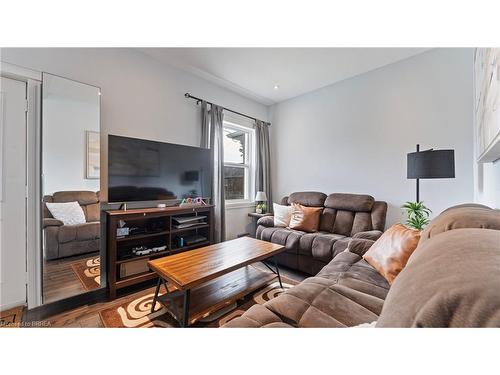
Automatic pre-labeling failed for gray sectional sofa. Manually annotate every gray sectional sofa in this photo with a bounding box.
[43,191,100,260]
[225,203,500,328]
[256,191,388,275]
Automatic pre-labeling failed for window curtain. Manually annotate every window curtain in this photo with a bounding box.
[201,101,225,242]
[255,120,273,213]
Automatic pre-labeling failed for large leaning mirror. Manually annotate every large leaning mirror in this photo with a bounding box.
[42,73,101,304]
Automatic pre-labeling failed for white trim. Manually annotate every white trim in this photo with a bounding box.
[225,200,256,210]
[0,298,27,311]
[223,119,256,204]
[0,61,42,82]
[26,79,42,308]
[1,63,43,309]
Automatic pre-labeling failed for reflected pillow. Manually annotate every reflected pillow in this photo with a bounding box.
[289,203,322,232]
[363,224,420,284]
[273,203,293,227]
[46,201,86,225]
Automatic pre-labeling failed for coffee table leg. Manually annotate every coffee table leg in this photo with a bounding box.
[182,289,191,327]
[274,257,283,289]
[151,277,162,313]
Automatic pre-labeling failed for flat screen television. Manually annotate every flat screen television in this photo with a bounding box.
[108,135,212,203]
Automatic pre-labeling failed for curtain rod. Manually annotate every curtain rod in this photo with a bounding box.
[184,93,270,126]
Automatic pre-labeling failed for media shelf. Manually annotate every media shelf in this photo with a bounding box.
[106,204,214,299]
[116,230,170,243]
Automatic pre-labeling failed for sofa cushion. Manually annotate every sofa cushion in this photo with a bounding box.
[273,203,293,227]
[257,216,274,227]
[353,230,383,241]
[419,205,500,245]
[287,191,327,207]
[52,191,99,205]
[222,304,294,328]
[332,210,355,236]
[289,203,322,232]
[58,222,100,243]
[46,202,86,226]
[85,202,101,223]
[250,252,389,327]
[298,233,321,256]
[363,224,420,284]
[260,227,304,254]
[311,233,345,261]
[377,228,500,327]
[347,238,376,257]
[324,193,375,212]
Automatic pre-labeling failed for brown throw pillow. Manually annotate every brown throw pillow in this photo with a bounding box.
[289,203,322,232]
[363,223,421,284]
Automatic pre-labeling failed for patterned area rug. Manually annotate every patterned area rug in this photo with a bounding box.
[71,257,101,291]
[99,277,297,328]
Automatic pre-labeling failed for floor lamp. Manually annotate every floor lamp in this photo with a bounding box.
[407,144,455,202]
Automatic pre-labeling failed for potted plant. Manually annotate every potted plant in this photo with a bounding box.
[402,201,432,231]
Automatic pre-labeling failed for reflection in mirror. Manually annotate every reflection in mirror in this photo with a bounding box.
[42,73,101,304]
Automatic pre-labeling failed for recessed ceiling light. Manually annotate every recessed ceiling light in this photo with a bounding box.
[273,85,280,90]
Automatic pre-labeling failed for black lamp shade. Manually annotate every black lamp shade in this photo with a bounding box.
[407,149,455,179]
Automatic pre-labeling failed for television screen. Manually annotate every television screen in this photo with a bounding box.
[108,135,212,203]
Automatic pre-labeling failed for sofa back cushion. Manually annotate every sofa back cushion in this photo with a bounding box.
[281,192,387,236]
[287,191,327,207]
[321,193,387,236]
[377,228,500,327]
[43,191,100,222]
[419,204,500,245]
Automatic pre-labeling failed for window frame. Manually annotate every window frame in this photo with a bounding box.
[222,118,256,208]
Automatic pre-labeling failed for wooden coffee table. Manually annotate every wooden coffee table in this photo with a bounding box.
[147,237,285,327]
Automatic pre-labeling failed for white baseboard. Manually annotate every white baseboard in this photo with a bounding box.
[0,299,26,312]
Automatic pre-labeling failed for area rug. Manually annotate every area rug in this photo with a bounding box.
[99,277,297,328]
[71,256,101,291]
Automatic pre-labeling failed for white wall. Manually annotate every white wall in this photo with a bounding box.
[474,160,500,208]
[43,94,100,195]
[269,49,475,226]
[1,48,268,238]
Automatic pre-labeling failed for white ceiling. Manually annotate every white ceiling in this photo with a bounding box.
[140,48,430,105]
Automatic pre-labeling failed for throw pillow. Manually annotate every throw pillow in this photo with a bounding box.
[46,201,86,225]
[273,203,293,227]
[363,223,420,284]
[289,203,322,232]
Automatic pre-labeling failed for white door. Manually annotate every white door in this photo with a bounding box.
[0,77,27,310]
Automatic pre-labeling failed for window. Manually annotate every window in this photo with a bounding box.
[223,120,255,203]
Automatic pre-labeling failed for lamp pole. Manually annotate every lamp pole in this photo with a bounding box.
[415,144,420,202]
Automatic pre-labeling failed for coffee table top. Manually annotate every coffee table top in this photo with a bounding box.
[148,237,284,290]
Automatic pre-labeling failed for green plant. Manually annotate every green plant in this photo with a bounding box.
[402,201,432,230]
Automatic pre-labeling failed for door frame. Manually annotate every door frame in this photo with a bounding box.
[0,61,43,308]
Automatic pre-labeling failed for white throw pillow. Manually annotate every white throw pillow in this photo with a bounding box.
[273,203,293,227]
[46,201,86,225]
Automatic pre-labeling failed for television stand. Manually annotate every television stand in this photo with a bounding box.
[105,204,214,299]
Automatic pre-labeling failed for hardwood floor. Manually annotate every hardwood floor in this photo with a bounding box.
[43,252,100,304]
[39,263,308,327]
[0,305,24,327]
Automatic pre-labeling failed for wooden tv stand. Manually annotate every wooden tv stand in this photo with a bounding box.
[105,204,214,299]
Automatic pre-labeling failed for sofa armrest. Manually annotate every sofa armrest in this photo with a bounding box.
[257,216,274,227]
[43,218,64,228]
[347,238,376,257]
[353,230,383,241]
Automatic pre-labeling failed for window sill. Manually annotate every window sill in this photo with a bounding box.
[225,201,256,210]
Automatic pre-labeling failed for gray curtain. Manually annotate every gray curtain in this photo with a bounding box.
[255,120,273,212]
[201,101,225,242]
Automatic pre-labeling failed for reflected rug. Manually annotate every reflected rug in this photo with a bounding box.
[71,257,101,291]
[99,277,297,328]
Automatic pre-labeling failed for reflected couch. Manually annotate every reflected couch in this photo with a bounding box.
[43,191,100,260]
